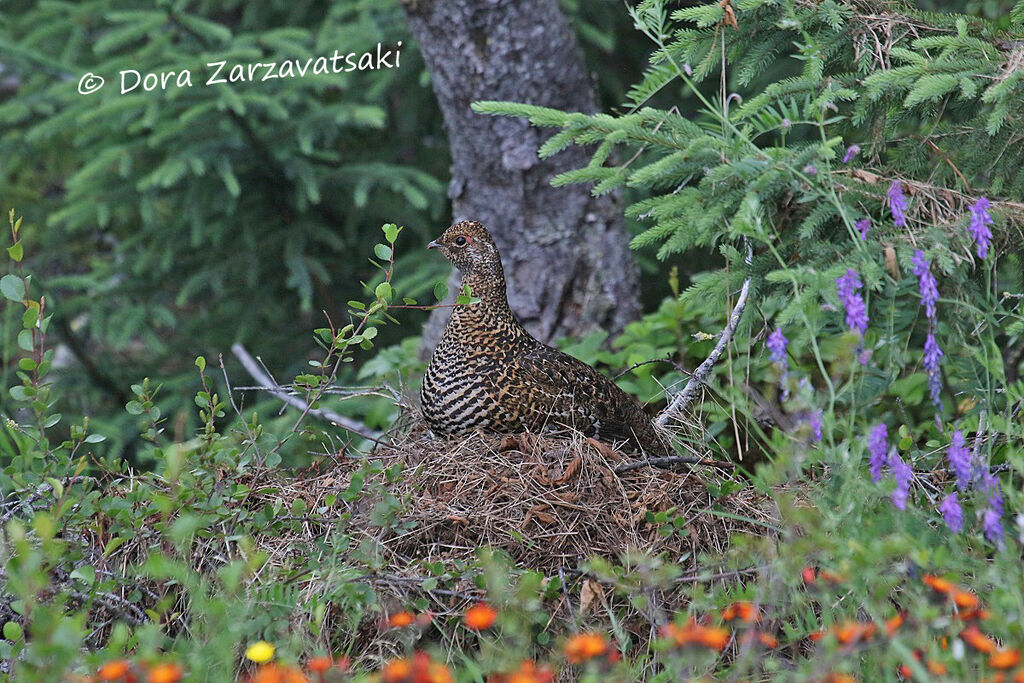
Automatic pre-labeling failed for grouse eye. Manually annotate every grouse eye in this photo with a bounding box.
[454,236,468,247]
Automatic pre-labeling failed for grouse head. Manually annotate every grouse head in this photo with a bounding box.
[427,220,503,277]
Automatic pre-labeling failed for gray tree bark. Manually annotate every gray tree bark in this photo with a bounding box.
[402,0,640,351]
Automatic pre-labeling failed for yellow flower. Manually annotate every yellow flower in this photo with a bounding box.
[245,641,275,664]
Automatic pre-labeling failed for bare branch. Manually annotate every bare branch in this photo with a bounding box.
[655,277,752,426]
[230,343,385,443]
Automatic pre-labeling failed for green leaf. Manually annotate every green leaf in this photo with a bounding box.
[382,223,399,243]
[433,282,448,301]
[84,434,106,443]
[195,356,206,372]
[17,358,36,371]
[1,274,25,301]
[2,622,23,642]
[7,242,23,262]
[374,281,392,301]
[373,243,393,261]
[9,385,29,401]
[70,565,96,585]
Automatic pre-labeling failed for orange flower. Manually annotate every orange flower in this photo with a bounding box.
[564,632,608,664]
[991,649,1023,670]
[307,656,332,673]
[97,660,135,682]
[381,658,412,682]
[953,589,980,609]
[834,621,876,645]
[488,660,557,683]
[922,574,954,594]
[757,632,779,648]
[884,612,906,635]
[147,663,183,683]
[801,567,817,585]
[660,619,730,651]
[388,611,416,628]
[819,570,846,584]
[464,603,498,630]
[821,674,857,683]
[959,607,991,622]
[721,601,757,623]
[926,658,948,675]
[962,625,999,654]
[246,664,308,683]
[381,652,452,683]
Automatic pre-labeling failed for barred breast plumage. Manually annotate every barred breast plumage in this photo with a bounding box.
[420,220,669,456]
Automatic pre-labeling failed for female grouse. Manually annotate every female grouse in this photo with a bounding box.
[421,220,669,455]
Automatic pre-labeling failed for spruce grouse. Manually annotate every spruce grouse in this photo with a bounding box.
[420,220,670,456]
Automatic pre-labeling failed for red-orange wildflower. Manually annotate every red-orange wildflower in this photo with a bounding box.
[564,632,608,664]
[820,570,846,584]
[821,673,857,683]
[741,630,778,648]
[953,589,980,609]
[721,601,757,623]
[97,660,135,682]
[958,607,992,621]
[884,611,906,635]
[381,652,453,683]
[146,663,184,683]
[661,619,730,651]
[962,625,999,654]
[801,567,817,585]
[464,603,498,630]
[487,660,556,683]
[991,649,1023,670]
[388,611,416,628]
[246,663,308,683]
[922,574,954,594]
[926,658,948,675]
[833,620,876,645]
[306,656,332,673]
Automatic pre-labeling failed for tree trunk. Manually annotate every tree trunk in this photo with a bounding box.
[402,0,640,351]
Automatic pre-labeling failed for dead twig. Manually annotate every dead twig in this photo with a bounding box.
[614,456,733,474]
[656,277,752,426]
[230,343,385,443]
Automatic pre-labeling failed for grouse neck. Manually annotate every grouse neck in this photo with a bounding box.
[447,267,521,330]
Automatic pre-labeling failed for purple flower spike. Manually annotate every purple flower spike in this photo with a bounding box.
[843,144,861,164]
[911,250,939,320]
[939,493,962,533]
[968,197,994,259]
[888,180,908,227]
[891,455,913,510]
[946,430,972,490]
[766,328,788,368]
[835,269,869,335]
[855,218,870,240]
[868,424,888,482]
[809,409,823,443]
[983,507,1004,547]
[923,332,944,409]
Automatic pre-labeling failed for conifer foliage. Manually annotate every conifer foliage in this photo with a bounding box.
[477,0,1024,426]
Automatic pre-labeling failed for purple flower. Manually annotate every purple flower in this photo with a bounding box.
[891,454,913,510]
[843,144,861,164]
[868,423,888,482]
[809,409,823,443]
[855,218,870,240]
[766,328,788,368]
[835,269,869,335]
[947,430,972,490]
[939,492,963,533]
[911,250,939,320]
[803,164,818,176]
[923,331,944,409]
[968,197,994,259]
[888,180,908,227]
[983,508,1004,547]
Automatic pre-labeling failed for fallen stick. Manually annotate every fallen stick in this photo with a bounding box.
[655,277,752,426]
[230,343,384,441]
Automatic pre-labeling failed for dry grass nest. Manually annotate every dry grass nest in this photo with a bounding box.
[260,421,778,575]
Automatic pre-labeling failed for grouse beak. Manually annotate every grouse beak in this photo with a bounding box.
[426,239,441,250]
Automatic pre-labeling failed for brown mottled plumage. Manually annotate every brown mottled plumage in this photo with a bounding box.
[421,220,669,456]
